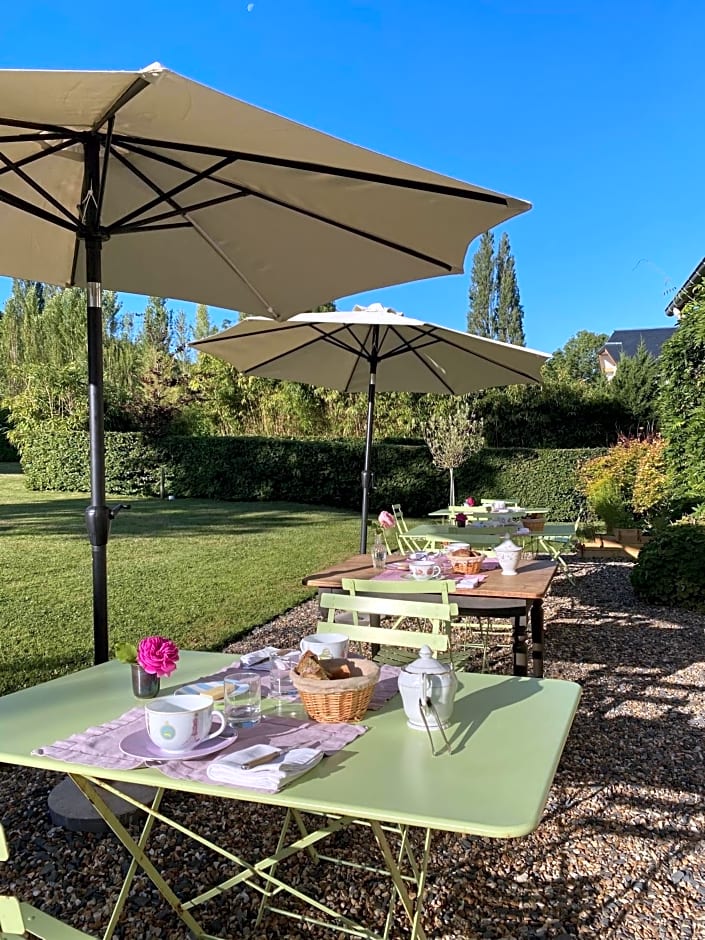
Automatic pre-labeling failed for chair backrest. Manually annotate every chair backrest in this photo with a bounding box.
[391,503,409,533]
[342,577,454,603]
[318,590,456,655]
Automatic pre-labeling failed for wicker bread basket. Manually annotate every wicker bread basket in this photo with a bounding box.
[521,515,545,532]
[291,657,380,723]
[447,549,485,575]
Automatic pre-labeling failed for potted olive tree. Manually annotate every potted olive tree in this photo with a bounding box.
[424,400,484,508]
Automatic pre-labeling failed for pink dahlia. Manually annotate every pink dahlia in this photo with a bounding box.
[377,510,396,529]
[137,635,180,677]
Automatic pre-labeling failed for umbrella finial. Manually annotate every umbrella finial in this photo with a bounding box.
[352,302,403,316]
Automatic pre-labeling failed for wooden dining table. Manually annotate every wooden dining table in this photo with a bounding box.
[303,555,559,677]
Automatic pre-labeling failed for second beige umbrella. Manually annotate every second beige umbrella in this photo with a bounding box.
[192,304,550,552]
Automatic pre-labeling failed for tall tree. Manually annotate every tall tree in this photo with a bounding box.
[542,330,608,385]
[194,303,212,340]
[141,296,171,352]
[467,232,496,337]
[495,234,525,345]
[611,340,660,429]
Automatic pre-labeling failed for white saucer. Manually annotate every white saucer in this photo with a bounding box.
[402,573,441,581]
[119,726,235,761]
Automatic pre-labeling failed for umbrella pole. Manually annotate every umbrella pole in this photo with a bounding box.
[359,332,379,555]
[82,136,111,664]
[84,239,111,664]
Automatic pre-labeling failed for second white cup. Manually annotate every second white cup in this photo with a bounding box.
[300,633,349,659]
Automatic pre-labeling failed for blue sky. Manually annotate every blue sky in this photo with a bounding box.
[0,0,702,354]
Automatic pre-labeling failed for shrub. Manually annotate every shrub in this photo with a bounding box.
[631,524,705,611]
[578,435,675,527]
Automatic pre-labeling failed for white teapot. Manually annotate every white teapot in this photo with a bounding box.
[495,536,522,576]
[398,645,458,731]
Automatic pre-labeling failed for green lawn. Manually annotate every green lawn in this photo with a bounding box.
[0,463,361,695]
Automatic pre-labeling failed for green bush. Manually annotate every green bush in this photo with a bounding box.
[630,524,705,611]
[18,429,602,521]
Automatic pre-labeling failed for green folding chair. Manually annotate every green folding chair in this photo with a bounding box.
[1,824,93,939]
[318,589,457,668]
[537,515,582,587]
[339,578,492,672]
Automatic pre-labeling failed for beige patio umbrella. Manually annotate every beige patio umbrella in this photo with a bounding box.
[0,62,530,661]
[191,304,550,552]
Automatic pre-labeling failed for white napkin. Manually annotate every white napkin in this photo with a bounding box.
[516,526,531,535]
[238,646,280,667]
[456,574,487,589]
[207,747,323,792]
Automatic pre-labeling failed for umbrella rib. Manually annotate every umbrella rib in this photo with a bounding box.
[107,154,241,231]
[108,146,279,314]
[114,191,248,231]
[0,137,77,180]
[0,131,69,143]
[0,186,77,232]
[113,138,455,273]
[0,152,80,225]
[384,323,543,385]
[90,75,153,133]
[111,132,509,206]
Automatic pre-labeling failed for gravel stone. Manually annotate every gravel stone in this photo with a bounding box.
[1,561,703,939]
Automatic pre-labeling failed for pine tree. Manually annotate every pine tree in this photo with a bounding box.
[467,232,496,337]
[495,234,525,346]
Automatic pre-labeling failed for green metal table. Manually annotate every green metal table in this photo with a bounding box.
[0,652,580,940]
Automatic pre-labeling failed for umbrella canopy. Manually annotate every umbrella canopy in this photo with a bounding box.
[0,63,531,663]
[0,63,530,317]
[191,304,550,551]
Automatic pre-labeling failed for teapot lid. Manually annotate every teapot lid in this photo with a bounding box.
[402,645,452,675]
[498,536,521,550]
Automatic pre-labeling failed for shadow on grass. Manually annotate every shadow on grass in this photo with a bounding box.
[0,494,357,539]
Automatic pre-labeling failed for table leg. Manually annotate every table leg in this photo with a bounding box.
[512,616,528,677]
[530,599,544,678]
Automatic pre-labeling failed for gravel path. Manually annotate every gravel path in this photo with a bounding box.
[1,561,704,939]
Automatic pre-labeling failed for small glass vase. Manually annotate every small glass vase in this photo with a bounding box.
[371,532,387,569]
[131,663,160,699]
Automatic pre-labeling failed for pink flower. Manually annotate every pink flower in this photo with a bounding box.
[465,497,476,507]
[377,510,396,530]
[137,635,180,677]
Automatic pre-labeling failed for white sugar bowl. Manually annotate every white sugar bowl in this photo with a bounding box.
[398,645,457,731]
[495,536,522,576]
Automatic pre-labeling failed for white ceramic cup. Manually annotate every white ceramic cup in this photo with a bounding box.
[408,561,442,580]
[144,694,225,752]
[299,633,349,659]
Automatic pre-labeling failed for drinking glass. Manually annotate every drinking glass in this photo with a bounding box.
[269,652,296,699]
[223,672,261,729]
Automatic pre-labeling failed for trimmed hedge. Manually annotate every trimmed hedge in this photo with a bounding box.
[19,430,604,522]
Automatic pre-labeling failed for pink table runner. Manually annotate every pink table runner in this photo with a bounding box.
[32,664,401,791]
[372,558,499,586]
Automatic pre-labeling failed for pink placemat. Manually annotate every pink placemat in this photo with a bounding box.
[373,558,499,585]
[32,664,401,789]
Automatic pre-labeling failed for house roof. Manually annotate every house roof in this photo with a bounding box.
[599,328,676,360]
[665,257,705,316]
